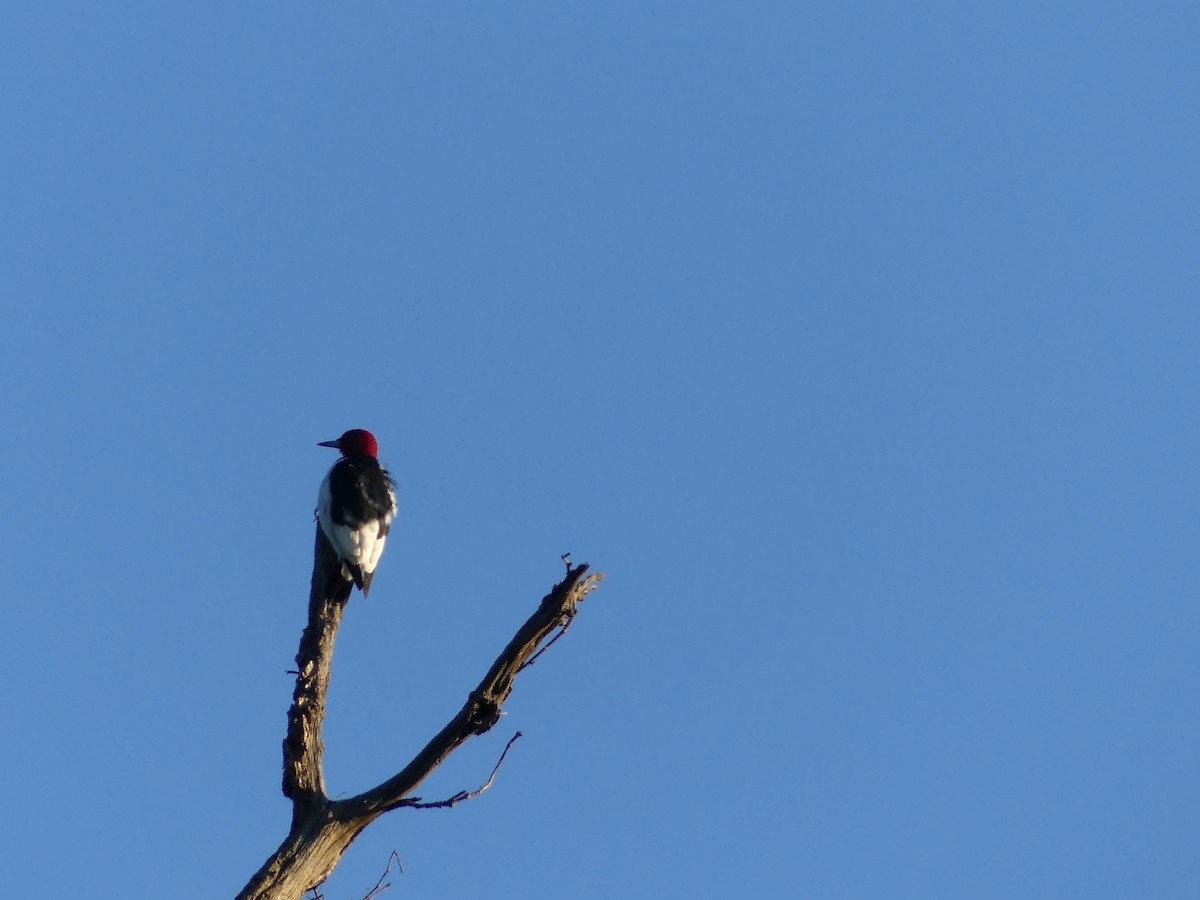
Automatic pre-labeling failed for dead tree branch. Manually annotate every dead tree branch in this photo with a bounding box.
[236,525,603,900]
[400,730,523,809]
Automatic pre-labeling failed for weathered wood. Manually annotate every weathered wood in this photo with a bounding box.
[282,527,350,816]
[236,529,603,900]
[236,800,363,900]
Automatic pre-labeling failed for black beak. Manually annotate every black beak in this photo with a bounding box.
[317,439,340,449]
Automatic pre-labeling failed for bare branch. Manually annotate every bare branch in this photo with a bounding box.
[339,563,603,819]
[237,524,605,900]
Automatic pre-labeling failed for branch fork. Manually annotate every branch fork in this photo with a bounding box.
[237,526,603,900]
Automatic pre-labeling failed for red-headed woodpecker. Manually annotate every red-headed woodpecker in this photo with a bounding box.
[316,428,398,596]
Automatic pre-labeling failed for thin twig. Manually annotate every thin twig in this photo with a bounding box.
[401,732,524,810]
[517,621,571,672]
[361,850,402,900]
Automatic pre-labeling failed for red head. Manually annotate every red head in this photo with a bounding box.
[318,428,379,458]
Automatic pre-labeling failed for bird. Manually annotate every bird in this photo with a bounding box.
[316,428,398,596]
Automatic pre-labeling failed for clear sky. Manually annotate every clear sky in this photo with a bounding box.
[2,3,1197,898]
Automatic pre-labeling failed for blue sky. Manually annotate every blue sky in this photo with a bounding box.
[2,3,1197,898]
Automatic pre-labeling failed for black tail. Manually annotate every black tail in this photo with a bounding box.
[345,562,369,595]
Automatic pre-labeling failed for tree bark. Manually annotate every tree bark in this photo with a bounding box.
[236,527,603,900]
